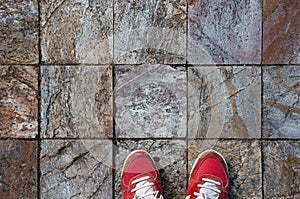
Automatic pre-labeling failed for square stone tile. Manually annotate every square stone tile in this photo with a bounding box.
[115,140,186,199]
[263,0,300,64]
[40,139,112,198]
[115,65,187,138]
[188,140,262,198]
[188,0,262,64]
[188,66,261,138]
[263,66,300,138]
[41,65,113,138]
[0,66,38,138]
[0,0,39,64]
[263,141,300,198]
[0,140,38,198]
[41,0,113,64]
[114,0,186,64]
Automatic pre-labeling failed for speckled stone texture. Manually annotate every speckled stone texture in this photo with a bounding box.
[188,0,261,64]
[114,0,186,64]
[263,141,300,198]
[263,66,300,138]
[115,140,186,199]
[188,66,261,138]
[188,140,262,199]
[263,0,300,64]
[40,140,112,199]
[0,66,38,138]
[41,65,113,138]
[115,64,187,138]
[0,0,39,64]
[41,0,113,64]
[0,140,38,199]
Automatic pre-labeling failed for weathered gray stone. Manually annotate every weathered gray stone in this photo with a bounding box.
[0,66,38,138]
[188,66,261,138]
[115,64,187,138]
[115,140,187,199]
[0,140,38,198]
[263,66,300,138]
[188,140,262,199]
[263,0,300,64]
[41,65,113,138]
[41,0,113,64]
[114,0,186,64]
[263,141,300,199]
[188,0,261,64]
[40,140,112,199]
[0,0,39,64]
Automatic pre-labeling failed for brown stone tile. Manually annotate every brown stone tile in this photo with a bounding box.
[115,140,187,199]
[0,66,38,138]
[263,66,300,138]
[263,141,300,198]
[0,140,38,198]
[41,0,113,64]
[41,65,113,138]
[115,64,187,138]
[114,0,186,64]
[40,139,112,198]
[188,140,262,198]
[188,66,261,138]
[188,0,262,64]
[263,0,300,64]
[0,0,39,64]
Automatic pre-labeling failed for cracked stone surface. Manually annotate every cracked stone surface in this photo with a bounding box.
[41,0,113,64]
[263,0,300,64]
[114,0,186,64]
[188,140,262,199]
[188,0,261,64]
[263,66,300,138]
[115,64,187,138]
[0,0,39,64]
[40,140,112,199]
[0,140,38,199]
[188,66,261,138]
[0,66,38,138]
[41,65,113,138]
[115,140,186,199]
[263,141,300,198]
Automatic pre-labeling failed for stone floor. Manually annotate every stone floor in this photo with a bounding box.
[0,0,299,199]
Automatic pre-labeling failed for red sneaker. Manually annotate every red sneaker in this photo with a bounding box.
[186,150,229,199]
[121,150,164,199]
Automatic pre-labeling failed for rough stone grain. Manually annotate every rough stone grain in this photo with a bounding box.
[115,64,186,138]
[263,141,300,198]
[0,0,39,64]
[188,140,262,199]
[41,65,113,138]
[40,140,112,199]
[263,0,300,64]
[114,0,187,64]
[263,66,300,138]
[188,0,261,64]
[41,0,113,64]
[0,66,38,138]
[188,66,261,138]
[0,140,37,199]
[115,140,186,199]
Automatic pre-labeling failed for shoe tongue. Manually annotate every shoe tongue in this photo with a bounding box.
[197,182,218,199]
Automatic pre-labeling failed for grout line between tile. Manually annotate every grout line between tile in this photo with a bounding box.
[37,65,41,199]
[185,63,189,192]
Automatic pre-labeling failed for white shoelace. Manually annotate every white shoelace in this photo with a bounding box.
[194,178,221,199]
[131,176,163,199]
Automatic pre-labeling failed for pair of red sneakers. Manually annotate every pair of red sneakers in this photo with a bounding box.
[121,150,229,199]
